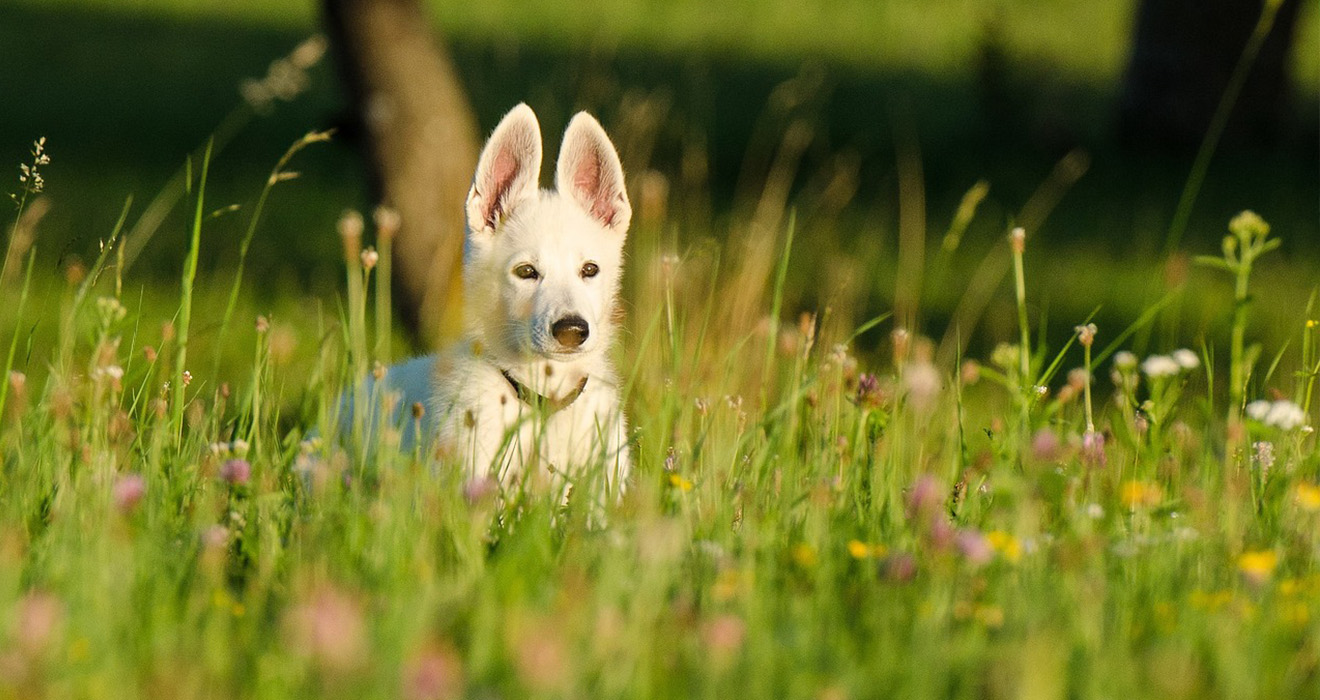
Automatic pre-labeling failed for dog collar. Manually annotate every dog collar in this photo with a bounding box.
[501,370,588,414]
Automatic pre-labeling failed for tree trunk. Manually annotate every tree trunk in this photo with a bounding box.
[323,0,479,345]
[1117,0,1302,150]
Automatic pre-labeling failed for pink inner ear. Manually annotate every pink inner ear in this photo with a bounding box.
[573,147,616,226]
[485,149,520,228]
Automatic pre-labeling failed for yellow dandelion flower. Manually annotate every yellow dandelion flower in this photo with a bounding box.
[1293,483,1320,512]
[847,540,888,559]
[1307,319,1319,329]
[668,473,694,491]
[791,543,818,568]
[985,530,1022,564]
[1120,480,1163,509]
[1238,550,1278,585]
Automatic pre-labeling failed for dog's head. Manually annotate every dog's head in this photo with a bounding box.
[462,104,631,363]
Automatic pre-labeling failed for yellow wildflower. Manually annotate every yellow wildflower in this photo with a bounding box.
[1293,483,1320,512]
[791,543,817,568]
[1120,480,1163,509]
[985,530,1022,564]
[1238,550,1278,586]
[847,540,888,559]
[668,473,694,491]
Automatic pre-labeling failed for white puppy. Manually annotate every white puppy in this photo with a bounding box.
[366,104,632,499]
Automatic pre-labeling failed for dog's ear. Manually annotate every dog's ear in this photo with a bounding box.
[555,112,631,234]
[466,103,542,234]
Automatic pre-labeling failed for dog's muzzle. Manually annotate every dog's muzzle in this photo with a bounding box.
[551,315,589,349]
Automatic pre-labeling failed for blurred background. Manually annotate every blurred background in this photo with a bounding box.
[1,0,1317,361]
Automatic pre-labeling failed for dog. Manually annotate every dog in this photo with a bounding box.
[365,104,632,500]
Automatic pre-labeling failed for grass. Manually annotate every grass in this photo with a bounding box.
[1,1,1319,696]
[1,119,1320,697]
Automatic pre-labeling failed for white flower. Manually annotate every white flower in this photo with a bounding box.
[1141,355,1180,378]
[1171,348,1200,370]
[1085,503,1104,520]
[1246,400,1272,421]
[1247,399,1310,431]
[232,439,251,457]
[1113,351,1137,371]
[1265,400,1307,431]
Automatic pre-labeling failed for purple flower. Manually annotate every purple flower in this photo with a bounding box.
[855,373,883,408]
[219,459,251,486]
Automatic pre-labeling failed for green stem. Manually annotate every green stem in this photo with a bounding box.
[173,139,213,441]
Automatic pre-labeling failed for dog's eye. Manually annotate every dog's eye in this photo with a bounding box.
[580,262,599,279]
[513,264,540,280]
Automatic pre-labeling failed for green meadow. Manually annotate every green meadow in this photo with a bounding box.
[1,0,1319,697]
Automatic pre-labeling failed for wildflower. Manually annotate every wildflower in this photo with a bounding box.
[143,345,158,362]
[791,543,817,569]
[219,459,251,487]
[1171,348,1200,370]
[1265,401,1307,431]
[1238,550,1278,587]
[668,473,694,491]
[202,525,229,550]
[1252,441,1275,476]
[360,247,379,271]
[985,530,1022,563]
[1246,399,1309,430]
[13,592,62,653]
[1030,429,1061,462]
[231,439,250,457]
[1120,480,1162,510]
[1293,483,1320,512]
[905,475,943,521]
[885,553,917,582]
[959,359,981,385]
[854,373,882,408]
[338,209,364,245]
[1074,323,1097,347]
[891,328,910,364]
[256,315,270,333]
[95,296,126,325]
[286,586,366,671]
[903,360,941,411]
[847,540,887,559]
[182,370,193,387]
[1009,226,1026,253]
[990,343,1020,371]
[1084,503,1104,520]
[955,530,994,567]
[1229,210,1269,241]
[1141,354,1180,378]
[1081,430,1106,467]
[113,474,146,513]
[1112,351,1138,371]
[702,615,746,665]
[462,476,497,505]
[402,644,464,700]
[374,206,402,239]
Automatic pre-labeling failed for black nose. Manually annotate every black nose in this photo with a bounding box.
[551,316,589,348]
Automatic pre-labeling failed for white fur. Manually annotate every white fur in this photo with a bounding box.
[383,104,632,498]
